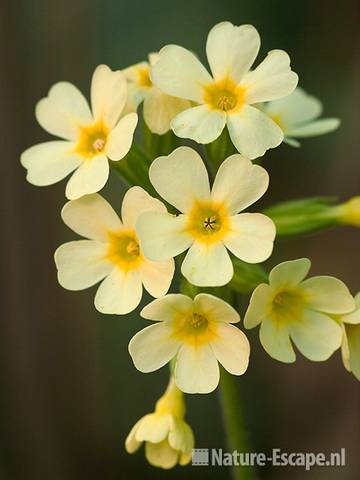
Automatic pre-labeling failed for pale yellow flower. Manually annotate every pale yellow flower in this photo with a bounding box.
[129,293,250,393]
[123,53,191,134]
[261,87,340,147]
[333,293,360,381]
[125,377,194,469]
[244,258,355,362]
[152,21,298,159]
[55,187,174,314]
[21,65,137,199]
[136,146,275,287]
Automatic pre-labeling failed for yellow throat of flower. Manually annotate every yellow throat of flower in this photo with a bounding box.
[106,229,143,271]
[185,199,231,244]
[137,66,152,88]
[172,309,218,347]
[203,76,245,113]
[270,288,307,324]
[74,119,109,158]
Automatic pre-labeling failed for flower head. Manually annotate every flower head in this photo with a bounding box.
[21,65,138,199]
[129,293,250,393]
[136,146,275,287]
[244,258,355,362]
[261,87,340,147]
[123,53,191,135]
[125,377,194,469]
[336,196,360,227]
[54,187,174,314]
[151,21,298,159]
[332,292,360,381]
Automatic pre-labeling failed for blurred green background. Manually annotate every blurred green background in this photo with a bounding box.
[1,0,360,479]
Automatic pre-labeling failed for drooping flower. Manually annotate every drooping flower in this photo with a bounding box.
[125,377,194,469]
[129,293,250,393]
[332,292,360,381]
[260,87,340,147]
[123,53,191,135]
[136,146,275,287]
[151,21,298,159]
[244,258,355,362]
[54,187,174,314]
[21,65,138,199]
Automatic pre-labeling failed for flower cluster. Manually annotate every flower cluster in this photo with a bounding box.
[21,21,358,471]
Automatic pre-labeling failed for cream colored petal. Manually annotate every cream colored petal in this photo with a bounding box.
[121,186,167,229]
[129,323,181,372]
[171,104,226,144]
[145,439,179,469]
[341,293,360,325]
[301,276,355,314]
[149,146,211,213]
[244,283,272,329]
[285,118,340,138]
[123,61,149,83]
[211,154,269,214]
[206,22,260,82]
[289,309,342,361]
[175,344,220,394]
[224,213,275,263]
[61,193,122,241]
[105,112,138,161]
[140,294,193,322]
[341,323,351,371]
[151,45,212,102]
[210,323,250,375]
[269,258,311,288]
[193,293,240,324]
[125,419,143,453]
[259,317,296,363]
[346,324,360,381]
[90,65,127,128]
[262,87,323,127]
[135,413,171,443]
[168,418,194,453]
[179,451,192,466]
[140,258,175,298]
[136,212,192,261]
[143,88,192,135]
[181,242,233,287]
[94,268,142,314]
[54,240,112,290]
[20,141,81,186]
[227,105,284,159]
[242,49,298,104]
[65,154,109,200]
[36,82,92,140]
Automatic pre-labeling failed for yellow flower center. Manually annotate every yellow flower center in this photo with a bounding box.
[185,200,231,244]
[75,119,109,158]
[172,311,218,347]
[271,289,306,324]
[106,229,143,271]
[203,77,245,113]
[137,66,152,88]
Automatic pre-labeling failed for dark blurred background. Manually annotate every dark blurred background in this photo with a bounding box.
[1,0,360,479]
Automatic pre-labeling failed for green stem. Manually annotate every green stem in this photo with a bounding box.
[219,369,256,480]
